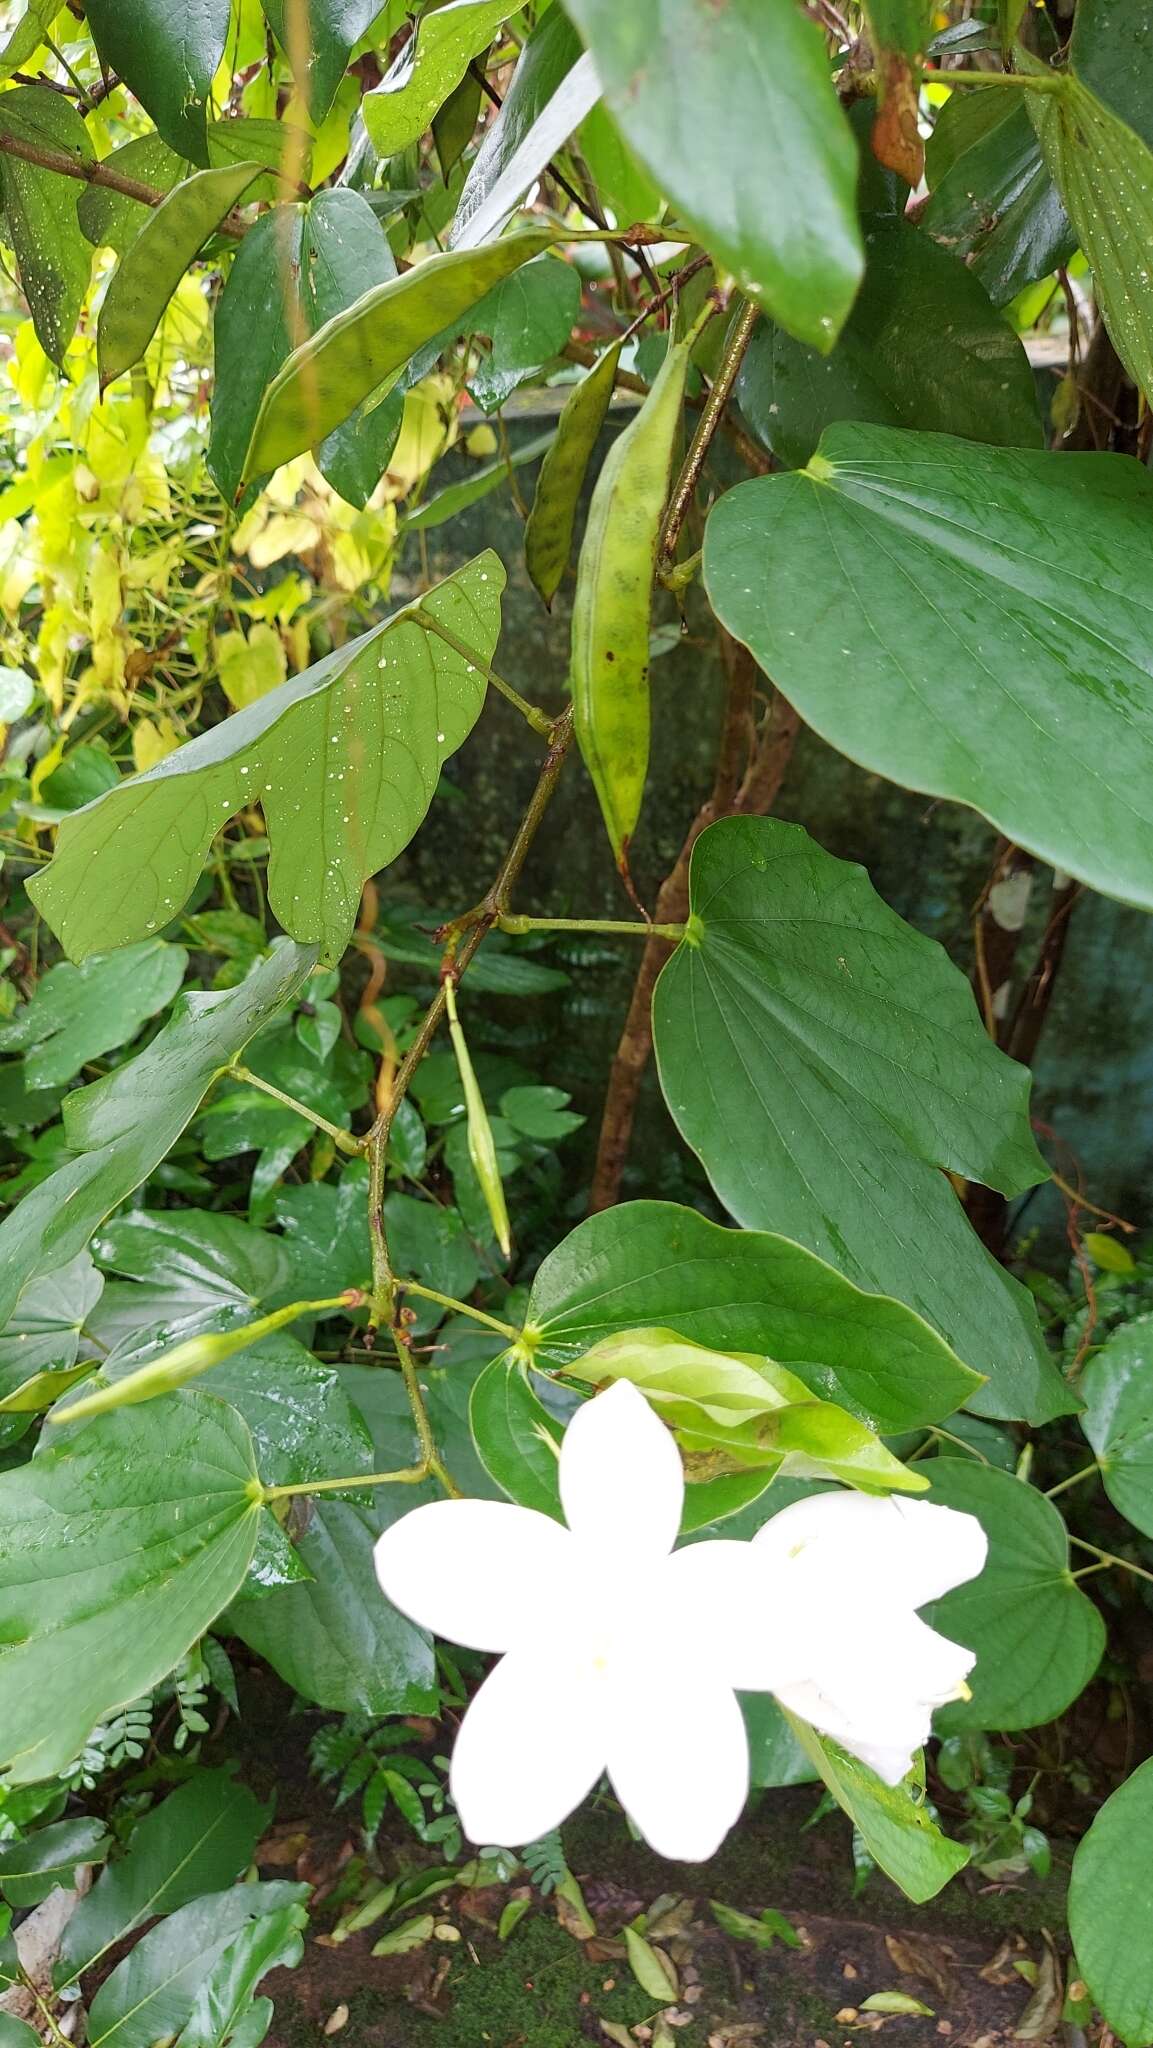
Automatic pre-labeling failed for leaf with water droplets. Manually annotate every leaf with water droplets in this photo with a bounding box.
[84,0,232,161]
[0,85,94,365]
[29,555,503,966]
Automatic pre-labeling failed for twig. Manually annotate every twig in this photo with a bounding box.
[0,129,247,236]
[661,298,760,557]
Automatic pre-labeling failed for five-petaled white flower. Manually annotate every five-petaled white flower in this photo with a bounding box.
[373,1379,986,1860]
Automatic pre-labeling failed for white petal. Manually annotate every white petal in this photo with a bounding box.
[753,1490,987,1611]
[374,1499,578,1652]
[662,1540,793,1692]
[607,1674,749,1862]
[450,1647,608,1846]
[559,1379,683,1564]
[773,1614,975,1785]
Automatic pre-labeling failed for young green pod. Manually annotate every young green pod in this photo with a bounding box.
[444,977,511,1257]
[569,329,694,870]
[525,340,622,609]
[48,1291,361,1423]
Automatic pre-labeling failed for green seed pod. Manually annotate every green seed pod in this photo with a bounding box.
[49,1291,360,1423]
[525,340,622,609]
[570,329,694,869]
[444,977,511,1257]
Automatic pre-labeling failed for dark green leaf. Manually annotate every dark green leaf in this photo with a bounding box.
[469,1353,565,1517]
[651,819,1062,1421]
[77,134,188,255]
[923,98,1072,307]
[84,0,232,161]
[525,1200,980,1434]
[0,1394,262,1782]
[0,1819,109,1908]
[273,1166,373,1302]
[1069,1757,1153,2048]
[561,0,863,349]
[434,68,484,182]
[261,0,383,121]
[784,1713,969,1903]
[94,1208,292,1323]
[363,1,513,159]
[302,189,405,507]
[98,161,264,390]
[180,1897,307,2048]
[204,1334,376,1493]
[1071,0,1153,151]
[29,557,503,965]
[58,1769,271,1988]
[706,424,1153,912]
[1076,1315,1153,1537]
[0,945,315,1335]
[0,940,187,1089]
[737,217,1040,468]
[741,1696,818,1790]
[384,1191,481,1308]
[87,1882,307,2048]
[923,1460,1105,1731]
[0,86,94,364]
[0,1251,102,1412]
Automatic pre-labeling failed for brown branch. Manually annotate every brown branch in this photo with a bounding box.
[0,130,247,237]
[589,648,799,1212]
[661,298,760,558]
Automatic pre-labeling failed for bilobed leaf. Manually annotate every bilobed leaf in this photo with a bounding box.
[84,0,232,161]
[208,192,402,505]
[524,1200,980,1434]
[87,1882,307,2048]
[229,1501,437,1714]
[1070,0,1153,150]
[1080,1316,1153,1537]
[922,1461,1105,1731]
[784,1714,969,1903]
[706,424,1153,912]
[0,1394,263,1783]
[0,86,94,364]
[0,1251,102,1412]
[200,1335,376,1493]
[451,4,586,247]
[562,0,862,349]
[651,818,1063,1422]
[469,1353,565,1518]
[737,218,1040,468]
[466,255,582,411]
[0,943,315,1334]
[77,134,188,255]
[98,161,264,390]
[58,1769,271,1988]
[94,1208,293,1326]
[243,229,553,479]
[1028,64,1153,399]
[261,0,384,121]
[29,555,502,965]
[923,98,1073,308]
[1069,1757,1153,2048]
[0,1819,110,1907]
[363,0,513,160]
[0,940,188,1089]
[741,1696,818,1789]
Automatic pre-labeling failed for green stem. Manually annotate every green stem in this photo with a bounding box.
[393,1328,460,1497]
[225,1063,363,1155]
[495,913,689,941]
[264,1464,429,1502]
[43,32,95,108]
[413,612,553,736]
[1068,1534,1153,1588]
[1045,1461,1100,1500]
[919,66,1063,91]
[401,1278,519,1339]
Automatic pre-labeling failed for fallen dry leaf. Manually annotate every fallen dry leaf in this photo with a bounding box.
[884,1933,955,2001]
[322,2004,349,2035]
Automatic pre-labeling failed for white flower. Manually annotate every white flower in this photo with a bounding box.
[747,1489,988,1786]
[374,1379,787,1861]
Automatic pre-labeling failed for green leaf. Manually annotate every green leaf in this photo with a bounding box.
[363,1,513,159]
[0,1819,110,1908]
[401,427,555,534]
[623,1926,676,2000]
[451,55,600,253]
[500,1085,582,1142]
[77,134,188,255]
[0,1393,262,1783]
[28,556,503,965]
[87,1882,307,2048]
[180,1897,307,2048]
[84,0,232,161]
[650,819,1062,1421]
[737,217,1041,468]
[784,1713,969,1903]
[1079,1316,1153,1537]
[273,1167,373,1301]
[1070,0,1153,151]
[0,944,315,1335]
[467,255,582,411]
[741,1695,819,1790]
[384,1191,481,1309]
[1028,65,1153,400]
[0,1251,102,1412]
[0,86,94,364]
[58,1769,271,1988]
[229,1501,438,1715]
[0,940,188,1089]
[864,0,933,59]
[561,0,863,349]
[451,5,586,247]
[98,161,264,390]
[923,98,1072,307]
[202,1334,376,1493]
[524,341,619,607]
[208,192,402,505]
[1069,1756,1153,2048]
[0,2020,40,2048]
[469,1353,565,1517]
[921,1460,1105,1731]
[707,423,1153,911]
[710,1900,802,1949]
[242,228,553,479]
[524,1200,980,1434]
[0,0,62,77]
[94,1208,293,1331]
[261,0,383,121]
